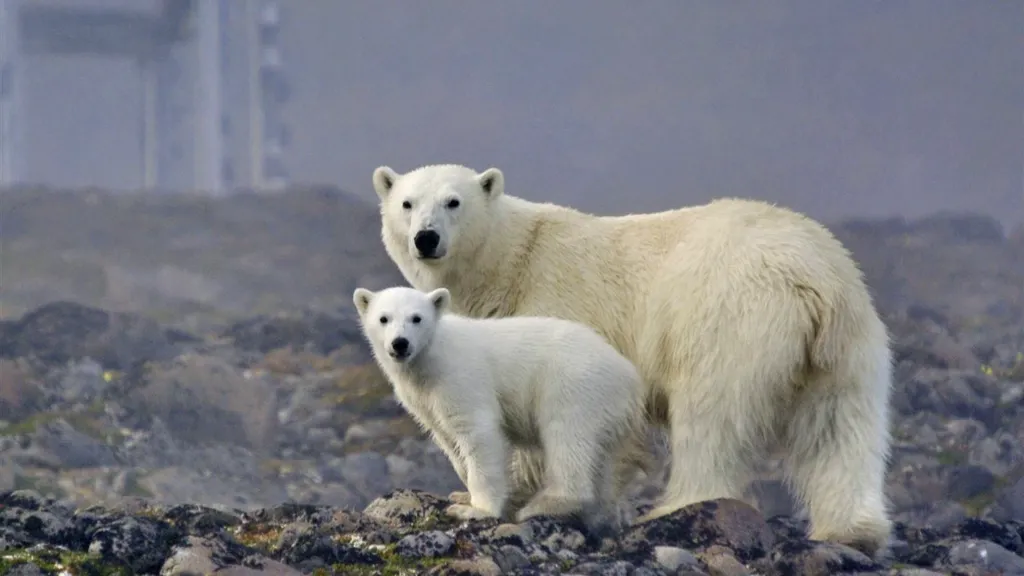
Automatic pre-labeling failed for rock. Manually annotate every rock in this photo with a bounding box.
[88,516,181,572]
[429,556,503,576]
[6,563,45,576]
[0,301,195,369]
[396,530,455,558]
[363,489,453,528]
[126,353,279,450]
[338,450,392,499]
[274,523,381,570]
[653,545,701,573]
[214,558,305,575]
[945,464,998,501]
[491,544,532,572]
[623,499,775,563]
[945,538,1024,573]
[160,535,225,575]
[993,476,1024,521]
[699,544,750,576]
[755,540,880,576]
[219,309,364,356]
[0,359,43,421]
[0,456,20,492]
[162,503,243,534]
[29,417,118,469]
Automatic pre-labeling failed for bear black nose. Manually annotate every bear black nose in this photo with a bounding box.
[391,336,410,357]
[414,229,440,257]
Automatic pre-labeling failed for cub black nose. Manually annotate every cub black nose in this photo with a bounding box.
[414,229,440,256]
[391,337,410,357]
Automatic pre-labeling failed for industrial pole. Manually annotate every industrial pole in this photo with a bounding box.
[246,0,264,190]
[194,0,225,194]
[140,57,158,190]
[0,0,23,187]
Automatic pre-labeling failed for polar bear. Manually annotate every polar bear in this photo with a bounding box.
[368,163,894,555]
[352,285,650,534]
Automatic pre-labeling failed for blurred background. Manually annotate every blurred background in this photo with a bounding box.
[0,0,1022,533]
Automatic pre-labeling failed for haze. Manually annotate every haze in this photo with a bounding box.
[22,0,1024,226]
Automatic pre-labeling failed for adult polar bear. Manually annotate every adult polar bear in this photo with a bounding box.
[370,163,893,555]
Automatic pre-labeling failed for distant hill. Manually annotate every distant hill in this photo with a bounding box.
[2,186,1021,335]
[0,185,404,332]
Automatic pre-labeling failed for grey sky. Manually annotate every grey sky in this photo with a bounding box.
[20,0,1024,226]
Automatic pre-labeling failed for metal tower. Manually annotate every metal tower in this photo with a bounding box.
[0,0,290,194]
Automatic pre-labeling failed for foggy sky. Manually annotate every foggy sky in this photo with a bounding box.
[21,0,1024,226]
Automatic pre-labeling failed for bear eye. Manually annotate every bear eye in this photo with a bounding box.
[411,314,422,324]
[379,316,389,325]
[446,199,460,209]
[401,200,412,210]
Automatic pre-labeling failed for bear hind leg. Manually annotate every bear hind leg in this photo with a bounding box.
[782,359,893,557]
[637,378,763,523]
[514,420,606,529]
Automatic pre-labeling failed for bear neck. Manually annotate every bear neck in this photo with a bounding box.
[436,195,560,318]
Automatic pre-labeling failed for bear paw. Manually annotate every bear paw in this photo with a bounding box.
[445,503,498,521]
[447,490,472,505]
[517,494,620,537]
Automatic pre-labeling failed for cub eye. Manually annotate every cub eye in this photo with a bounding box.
[411,315,422,324]
[446,199,460,209]
[401,200,412,210]
[379,316,389,325]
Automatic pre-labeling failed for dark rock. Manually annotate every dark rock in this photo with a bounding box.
[163,503,243,534]
[623,499,775,563]
[952,517,1024,555]
[945,539,1024,573]
[363,489,455,529]
[219,309,364,356]
[29,418,119,469]
[396,530,455,558]
[0,301,196,370]
[87,515,182,573]
[754,540,881,575]
[274,523,381,569]
[913,212,1006,244]
[945,465,997,501]
[993,476,1024,522]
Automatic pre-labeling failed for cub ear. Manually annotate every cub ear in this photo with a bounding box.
[476,168,504,199]
[352,288,375,317]
[372,166,400,199]
[427,288,451,314]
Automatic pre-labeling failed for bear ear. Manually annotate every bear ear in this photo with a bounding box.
[372,166,400,199]
[427,288,451,314]
[352,288,375,317]
[476,168,504,199]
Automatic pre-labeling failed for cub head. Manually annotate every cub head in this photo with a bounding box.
[372,164,504,266]
[352,286,451,364]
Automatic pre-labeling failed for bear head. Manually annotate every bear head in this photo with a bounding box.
[372,164,504,267]
[353,285,451,364]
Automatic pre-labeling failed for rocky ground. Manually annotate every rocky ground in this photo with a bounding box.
[1,190,1023,574]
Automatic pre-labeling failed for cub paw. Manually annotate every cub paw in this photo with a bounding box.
[445,503,497,521]
[447,490,472,505]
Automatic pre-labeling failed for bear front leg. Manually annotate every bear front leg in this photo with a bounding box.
[430,429,469,487]
[457,420,510,519]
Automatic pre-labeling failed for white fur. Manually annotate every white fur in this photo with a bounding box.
[370,163,894,555]
[353,285,648,532]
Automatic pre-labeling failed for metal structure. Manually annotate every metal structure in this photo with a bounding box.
[0,0,290,194]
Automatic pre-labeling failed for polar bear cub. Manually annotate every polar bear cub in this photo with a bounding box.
[353,285,648,532]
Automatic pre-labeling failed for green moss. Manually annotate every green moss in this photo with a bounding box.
[959,476,1010,517]
[13,474,67,500]
[935,449,968,466]
[327,544,449,576]
[122,473,155,499]
[0,548,132,576]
